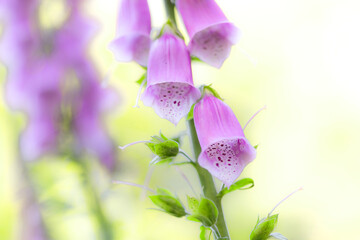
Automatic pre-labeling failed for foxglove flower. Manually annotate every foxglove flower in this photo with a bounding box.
[1,0,119,170]
[176,0,241,68]
[141,32,201,125]
[109,0,151,66]
[194,95,256,187]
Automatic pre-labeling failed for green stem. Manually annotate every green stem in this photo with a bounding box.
[164,0,176,25]
[78,159,113,240]
[187,119,230,240]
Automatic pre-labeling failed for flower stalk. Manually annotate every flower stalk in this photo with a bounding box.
[163,1,230,238]
[164,0,176,25]
[77,158,114,240]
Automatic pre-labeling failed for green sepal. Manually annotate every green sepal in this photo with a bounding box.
[217,178,255,199]
[191,56,203,63]
[201,85,224,101]
[250,214,279,240]
[149,194,186,218]
[254,144,259,150]
[136,73,146,85]
[187,198,218,227]
[156,19,184,40]
[186,103,195,120]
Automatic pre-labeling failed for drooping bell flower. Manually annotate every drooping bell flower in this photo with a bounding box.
[194,95,256,187]
[176,0,241,68]
[141,31,201,125]
[109,0,152,66]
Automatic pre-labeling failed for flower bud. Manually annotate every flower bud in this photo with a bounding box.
[149,188,187,218]
[146,139,179,159]
[250,214,279,240]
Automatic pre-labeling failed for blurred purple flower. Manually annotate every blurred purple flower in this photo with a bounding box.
[109,0,151,66]
[72,59,119,170]
[0,0,119,170]
[176,0,241,68]
[18,61,63,161]
[142,32,201,125]
[194,95,256,187]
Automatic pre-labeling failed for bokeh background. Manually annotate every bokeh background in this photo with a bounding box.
[1,0,360,239]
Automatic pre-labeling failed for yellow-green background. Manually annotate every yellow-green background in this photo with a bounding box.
[1,0,360,239]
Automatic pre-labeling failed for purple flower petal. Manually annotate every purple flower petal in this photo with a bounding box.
[176,0,241,68]
[142,82,200,125]
[109,34,151,66]
[194,95,256,187]
[189,22,241,68]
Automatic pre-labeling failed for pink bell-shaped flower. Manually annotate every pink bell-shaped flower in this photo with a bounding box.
[142,32,201,125]
[176,0,241,68]
[109,0,151,66]
[194,95,256,187]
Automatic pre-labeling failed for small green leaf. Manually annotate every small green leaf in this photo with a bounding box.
[159,131,168,140]
[217,178,254,198]
[187,198,218,227]
[250,214,279,240]
[186,104,195,120]
[149,195,186,218]
[187,196,200,213]
[254,144,259,150]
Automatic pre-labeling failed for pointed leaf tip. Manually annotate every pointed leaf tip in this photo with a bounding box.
[217,178,254,198]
